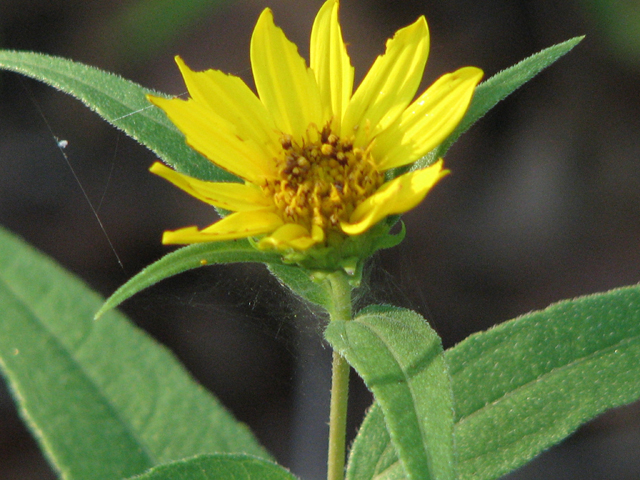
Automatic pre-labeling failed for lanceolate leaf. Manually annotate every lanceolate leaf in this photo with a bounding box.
[96,240,285,317]
[326,305,454,480]
[0,226,270,480]
[410,36,584,172]
[347,284,640,480]
[128,454,298,480]
[97,240,337,318]
[0,50,233,182]
[451,285,640,479]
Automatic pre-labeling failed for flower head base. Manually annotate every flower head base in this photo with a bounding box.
[148,0,482,271]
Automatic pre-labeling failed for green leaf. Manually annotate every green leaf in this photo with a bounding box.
[267,263,334,312]
[348,285,640,480]
[326,305,454,480]
[346,403,405,480]
[0,50,233,182]
[450,284,640,480]
[128,454,297,480]
[97,240,285,318]
[411,36,584,171]
[0,226,270,480]
[97,240,337,318]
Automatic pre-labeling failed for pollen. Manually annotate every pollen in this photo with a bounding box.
[264,124,384,239]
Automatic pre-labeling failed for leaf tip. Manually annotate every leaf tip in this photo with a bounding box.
[94,298,118,320]
[567,35,586,48]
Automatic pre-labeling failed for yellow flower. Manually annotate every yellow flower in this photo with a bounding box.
[148,0,482,253]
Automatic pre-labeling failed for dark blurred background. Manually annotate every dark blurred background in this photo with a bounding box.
[1,0,640,479]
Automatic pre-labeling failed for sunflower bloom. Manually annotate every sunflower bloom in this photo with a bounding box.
[148,0,482,255]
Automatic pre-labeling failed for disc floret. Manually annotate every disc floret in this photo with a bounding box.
[264,124,384,246]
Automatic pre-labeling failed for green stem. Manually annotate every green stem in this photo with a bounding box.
[327,271,352,480]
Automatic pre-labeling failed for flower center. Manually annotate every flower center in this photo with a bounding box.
[264,125,384,240]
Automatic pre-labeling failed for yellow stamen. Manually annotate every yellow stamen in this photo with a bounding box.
[263,124,384,241]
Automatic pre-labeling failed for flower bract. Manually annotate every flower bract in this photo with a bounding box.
[148,0,482,269]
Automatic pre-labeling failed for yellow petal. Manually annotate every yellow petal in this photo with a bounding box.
[258,223,319,250]
[310,0,354,130]
[311,224,326,243]
[341,16,429,144]
[175,56,280,159]
[162,210,283,244]
[288,236,320,250]
[374,67,483,170]
[251,8,324,141]
[150,162,272,211]
[341,159,448,235]
[148,94,276,184]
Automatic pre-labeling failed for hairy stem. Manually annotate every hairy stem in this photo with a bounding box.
[327,271,352,480]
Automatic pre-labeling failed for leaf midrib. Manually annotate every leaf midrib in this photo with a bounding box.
[355,315,437,477]
[453,331,640,464]
[452,328,640,426]
[0,262,159,469]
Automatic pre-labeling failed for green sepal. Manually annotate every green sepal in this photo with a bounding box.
[371,221,406,251]
[96,239,285,318]
[128,454,298,480]
[326,305,455,480]
[265,224,404,314]
[0,50,234,182]
[278,222,406,286]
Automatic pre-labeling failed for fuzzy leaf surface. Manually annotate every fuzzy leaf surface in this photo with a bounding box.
[346,403,405,480]
[347,285,640,480]
[129,454,297,480]
[0,227,269,480]
[0,50,232,181]
[326,305,454,480]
